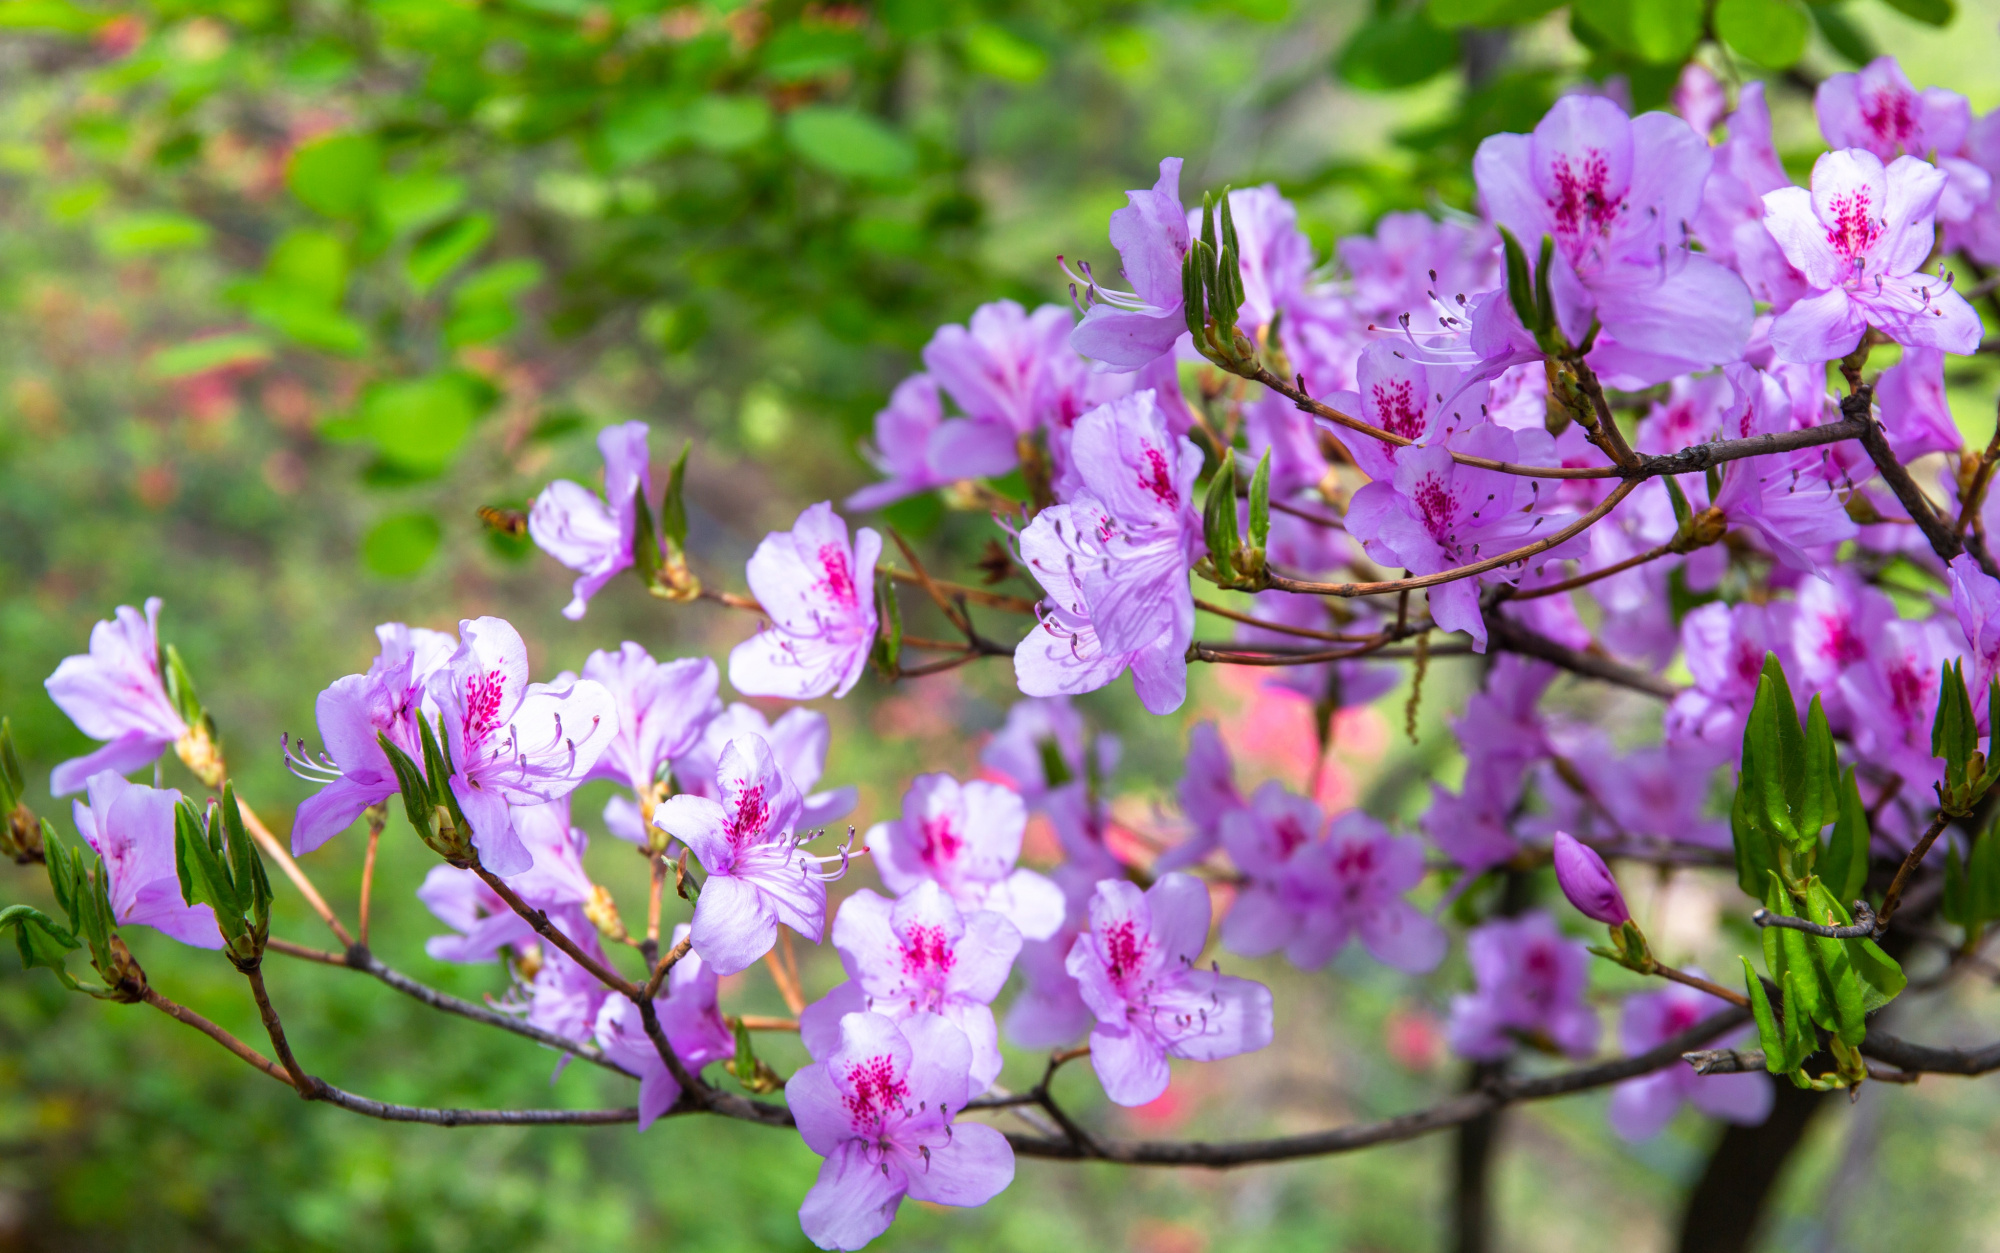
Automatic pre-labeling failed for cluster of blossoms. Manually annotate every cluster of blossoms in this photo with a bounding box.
[30,52,2000,1251]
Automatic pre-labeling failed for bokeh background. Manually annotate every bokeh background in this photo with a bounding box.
[4,0,2000,1249]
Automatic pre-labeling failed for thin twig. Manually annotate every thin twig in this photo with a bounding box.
[1753,901,1880,940]
[473,865,641,998]
[1878,812,1954,932]
[358,807,384,950]
[245,965,321,1098]
[1265,480,1641,598]
[641,934,694,1000]
[142,986,294,1087]
[1505,539,1677,601]
[235,795,356,950]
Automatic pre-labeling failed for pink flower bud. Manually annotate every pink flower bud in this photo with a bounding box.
[1552,831,1629,926]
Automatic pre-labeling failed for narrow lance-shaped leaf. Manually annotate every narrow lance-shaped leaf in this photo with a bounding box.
[1532,234,1556,337]
[661,439,692,553]
[1498,226,1538,333]
[1804,882,1868,1046]
[1731,772,1780,899]
[1246,449,1271,556]
[378,731,436,843]
[1743,956,1788,1073]
[1797,694,1839,842]
[1202,455,1240,582]
[1181,250,1205,337]
[1821,766,1870,908]
[631,483,662,584]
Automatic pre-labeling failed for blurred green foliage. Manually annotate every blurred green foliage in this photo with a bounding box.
[4,0,2000,1248]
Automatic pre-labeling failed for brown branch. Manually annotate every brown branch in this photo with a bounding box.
[235,795,356,950]
[1877,811,1954,932]
[1484,613,1681,700]
[473,864,641,998]
[1193,597,1391,643]
[358,806,385,950]
[1565,353,1642,470]
[1956,408,2000,536]
[142,987,294,1087]
[1264,480,1641,598]
[245,964,319,1098]
[641,934,694,1000]
[1505,539,1677,601]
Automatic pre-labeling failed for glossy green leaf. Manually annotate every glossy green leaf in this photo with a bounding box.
[1335,9,1459,91]
[359,374,487,472]
[1713,0,1810,68]
[265,228,348,307]
[786,107,916,181]
[0,904,79,977]
[97,212,210,257]
[689,95,772,153]
[361,511,442,579]
[1571,0,1704,62]
[1743,955,1786,1070]
[964,23,1049,83]
[1247,449,1271,554]
[1821,766,1870,908]
[1732,770,1780,899]
[1808,3,1876,66]
[1880,0,1954,25]
[286,132,382,218]
[146,332,273,380]
[374,172,465,237]
[407,214,494,294]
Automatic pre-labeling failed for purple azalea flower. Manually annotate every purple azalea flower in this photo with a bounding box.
[1003,865,1096,1049]
[508,931,614,1054]
[675,703,856,831]
[1762,149,1981,362]
[72,770,220,949]
[1014,391,1203,714]
[44,598,189,797]
[1218,781,1325,961]
[288,622,458,855]
[1703,364,1858,575]
[1447,911,1599,1061]
[1692,83,1811,311]
[1474,94,1754,386]
[426,616,616,876]
[1242,391,1331,503]
[1042,780,1124,883]
[1561,739,1730,850]
[1839,615,1958,789]
[1067,872,1274,1107]
[528,420,653,620]
[729,502,882,701]
[1070,157,1192,371]
[1817,56,1989,228]
[865,772,1065,942]
[802,882,1023,1090]
[1791,569,1898,727]
[1609,980,1772,1141]
[1326,339,1490,484]
[1874,346,1963,462]
[1156,721,1244,872]
[845,374,1017,511]
[1665,600,1798,761]
[789,1011,1014,1251]
[417,797,596,962]
[594,924,734,1130]
[978,695,1120,809]
[1343,421,1569,651]
[575,643,719,806]
[1551,830,1629,925]
[1286,811,1446,973]
[922,300,1076,436]
[1950,553,2000,713]
[653,734,838,976]
[1423,655,1556,871]
[1336,210,1500,330]
[1672,62,1726,138]
[1948,107,2000,265]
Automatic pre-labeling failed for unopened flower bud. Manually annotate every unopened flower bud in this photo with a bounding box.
[1552,830,1630,926]
[585,882,628,942]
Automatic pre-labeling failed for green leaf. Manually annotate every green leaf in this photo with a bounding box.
[1779,967,1818,1072]
[1424,0,1564,25]
[1804,882,1867,1045]
[1808,3,1876,66]
[287,132,382,218]
[265,228,349,307]
[1713,0,1810,68]
[359,374,487,473]
[688,95,772,153]
[1497,226,1538,336]
[1848,932,1907,1012]
[97,212,210,257]
[601,93,689,168]
[1743,956,1787,1070]
[1571,0,1704,62]
[661,439,691,552]
[761,24,865,82]
[785,107,916,181]
[378,731,435,843]
[1798,695,1839,840]
[373,172,465,237]
[1879,0,1954,25]
[146,332,273,380]
[1247,448,1271,555]
[1821,767,1870,908]
[361,512,442,579]
[1732,771,1781,899]
[964,23,1049,83]
[1742,654,1808,847]
[1202,455,1240,582]
[1335,9,1459,92]
[0,904,79,977]
[406,214,494,294]
[0,719,22,810]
